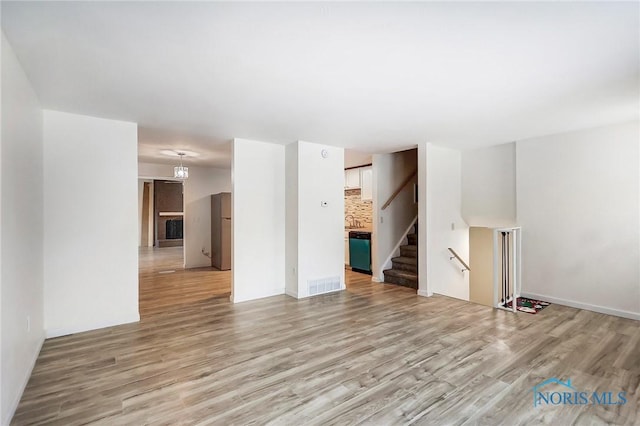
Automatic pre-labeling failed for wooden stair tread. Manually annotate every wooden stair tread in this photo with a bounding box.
[383,269,417,280]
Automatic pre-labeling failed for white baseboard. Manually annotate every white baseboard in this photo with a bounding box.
[5,335,45,426]
[520,292,640,321]
[46,313,141,338]
[417,289,433,298]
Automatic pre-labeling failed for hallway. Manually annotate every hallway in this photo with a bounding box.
[139,247,231,318]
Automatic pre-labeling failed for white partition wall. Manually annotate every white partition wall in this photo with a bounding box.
[43,111,140,337]
[417,143,429,296]
[419,143,470,301]
[232,138,286,302]
[286,141,344,299]
[1,32,45,425]
[285,142,299,297]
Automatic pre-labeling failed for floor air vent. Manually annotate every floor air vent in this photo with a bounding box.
[308,276,341,296]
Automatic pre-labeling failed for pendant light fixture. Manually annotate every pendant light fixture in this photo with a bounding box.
[174,152,189,179]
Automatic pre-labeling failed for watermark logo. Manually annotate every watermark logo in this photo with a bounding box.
[532,378,627,408]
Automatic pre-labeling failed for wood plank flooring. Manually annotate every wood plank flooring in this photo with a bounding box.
[12,268,639,425]
[138,247,231,318]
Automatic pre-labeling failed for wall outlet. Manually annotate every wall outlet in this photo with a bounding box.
[380,216,384,224]
[27,315,31,332]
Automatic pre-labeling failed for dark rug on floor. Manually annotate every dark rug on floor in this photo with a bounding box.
[505,297,550,314]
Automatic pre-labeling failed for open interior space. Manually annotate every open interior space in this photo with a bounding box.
[1,2,638,424]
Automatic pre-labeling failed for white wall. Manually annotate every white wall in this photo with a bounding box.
[517,121,640,319]
[417,143,428,296]
[184,166,231,268]
[1,32,45,425]
[285,142,299,297]
[462,142,517,227]
[421,144,469,301]
[294,141,344,298]
[138,161,174,179]
[232,138,285,302]
[137,162,231,268]
[43,111,139,337]
[372,149,418,281]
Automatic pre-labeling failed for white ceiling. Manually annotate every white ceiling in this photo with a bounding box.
[138,127,231,168]
[2,2,638,167]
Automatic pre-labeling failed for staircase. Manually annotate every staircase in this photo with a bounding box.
[383,224,418,289]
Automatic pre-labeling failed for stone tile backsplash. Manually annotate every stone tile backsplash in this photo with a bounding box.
[345,189,373,229]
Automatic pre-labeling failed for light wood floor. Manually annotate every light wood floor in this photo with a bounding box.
[12,269,639,425]
[138,247,231,318]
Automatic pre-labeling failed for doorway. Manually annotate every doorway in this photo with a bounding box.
[138,178,185,269]
[137,176,232,317]
[344,149,374,285]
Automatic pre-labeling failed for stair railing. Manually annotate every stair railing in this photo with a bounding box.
[493,227,522,313]
[447,248,470,272]
[381,169,417,210]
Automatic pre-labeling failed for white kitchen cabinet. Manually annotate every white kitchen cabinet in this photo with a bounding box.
[345,168,361,189]
[360,166,373,201]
